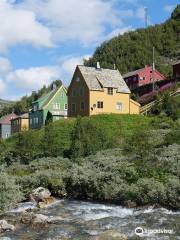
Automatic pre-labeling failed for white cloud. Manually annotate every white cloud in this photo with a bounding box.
[164,5,175,13]
[0,0,137,51]
[0,53,91,100]
[7,66,60,91]
[0,0,53,53]
[0,57,11,74]
[0,79,6,94]
[136,6,146,20]
[106,26,133,40]
[22,0,132,46]
[59,55,90,81]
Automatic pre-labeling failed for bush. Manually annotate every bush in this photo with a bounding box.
[70,117,117,159]
[165,177,180,209]
[131,178,166,205]
[0,168,23,213]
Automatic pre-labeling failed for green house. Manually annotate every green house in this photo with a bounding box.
[29,85,67,129]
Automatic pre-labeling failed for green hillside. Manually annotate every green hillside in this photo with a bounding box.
[84,5,180,77]
[0,108,180,211]
[0,99,14,113]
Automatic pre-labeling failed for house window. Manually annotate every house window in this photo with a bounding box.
[97,101,103,108]
[72,89,76,97]
[33,104,38,111]
[76,76,80,82]
[64,103,68,110]
[116,102,123,111]
[80,102,85,111]
[30,119,33,125]
[5,133,9,138]
[79,87,84,96]
[53,103,60,110]
[107,87,113,95]
[34,117,39,124]
[71,103,76,112]
[61,92,64,98]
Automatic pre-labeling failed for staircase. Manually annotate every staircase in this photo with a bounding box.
[140,88,180,115]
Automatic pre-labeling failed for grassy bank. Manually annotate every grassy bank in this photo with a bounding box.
[0,113,180,213]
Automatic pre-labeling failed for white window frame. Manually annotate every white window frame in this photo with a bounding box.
[53,103,60,110]
[116,102,123,111]
[64,103,68,110]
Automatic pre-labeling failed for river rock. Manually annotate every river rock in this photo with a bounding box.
[38,196,56,208]
[0,220,15,233]
[21,212,63,227]
[124,200,137,208]
[31,214,49,226]
[21,212,34,224]
[97,230,128,240]
[30,187,51,202]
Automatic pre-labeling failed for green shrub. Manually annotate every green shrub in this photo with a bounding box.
[131,178,166,205]
[0,168,23,213]
[70,117,115,159]
[165,177,180,209]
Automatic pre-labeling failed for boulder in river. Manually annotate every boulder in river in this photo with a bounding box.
[124,200,137,208]
[21,212,34,224]
[38,196,56,208]
[97,230,128,240]
[21,212,63,227]
[30,187,51,202]
[0,220,15,233]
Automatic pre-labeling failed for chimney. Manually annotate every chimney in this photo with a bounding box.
[96,62,101,69]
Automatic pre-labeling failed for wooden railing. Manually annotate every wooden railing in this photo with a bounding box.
[140,88,180,115]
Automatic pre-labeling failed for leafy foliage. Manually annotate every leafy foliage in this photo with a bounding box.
[0,168,23,213]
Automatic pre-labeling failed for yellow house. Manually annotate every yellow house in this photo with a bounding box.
[67,64,140,117]
[11,113,29,134]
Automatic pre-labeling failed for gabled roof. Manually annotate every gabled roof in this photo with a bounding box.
[32,85,67,109]
[77,65,130,93]
[0,113,17,125]
[11,113,29,121]
[123,65,166,79]
[173,60,180,65]
[123,67,147,78]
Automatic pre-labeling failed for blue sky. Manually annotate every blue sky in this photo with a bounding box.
[0,0,179,100]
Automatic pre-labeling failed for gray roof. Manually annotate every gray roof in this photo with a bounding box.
[172,60,180,65]
[123,67,146,78]
[78,65,130,94]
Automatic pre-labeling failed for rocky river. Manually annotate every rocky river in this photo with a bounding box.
[0,199,179,240]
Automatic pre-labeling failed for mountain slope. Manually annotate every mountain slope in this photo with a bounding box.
[0,99,14,113]
[84,5,180,77]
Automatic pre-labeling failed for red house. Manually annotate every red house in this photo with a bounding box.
[123,65,166,90]
[173,61,180,81]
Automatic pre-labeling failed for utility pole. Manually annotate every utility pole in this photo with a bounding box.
[144,7,148,28]
[152,46,155,92]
